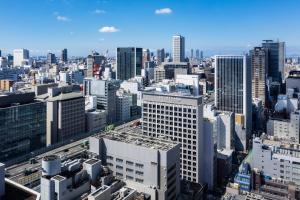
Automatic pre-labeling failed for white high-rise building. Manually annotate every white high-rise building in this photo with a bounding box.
[142,90,204,183]
[172,35,185,62]
[13,49,29,67]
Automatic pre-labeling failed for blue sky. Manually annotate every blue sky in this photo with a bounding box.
[1,0,300,56]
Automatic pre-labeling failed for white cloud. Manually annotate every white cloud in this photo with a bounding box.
[155,8,172,15]
[56,15,70,22]
[93,9,106,14]
[99,26,119,33]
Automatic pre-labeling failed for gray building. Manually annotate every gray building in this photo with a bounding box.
[46,89,85,146]
[116,47,143,80]
[267,110,300,143]
[142,91,204,183]
[214,55,252,151]
[262,40,285,83]
[157,48,165,65]
[250,47,268,106]
[286,70,300,92]
[85,110,107,133]
[155,62,189,82]
[0,92,46,162]
[83,78,119,123]
[172,35,185,62]
[252,137,300,187]
[89,131,181,200]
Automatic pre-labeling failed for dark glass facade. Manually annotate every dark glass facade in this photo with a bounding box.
[262,40,285,83]
[117,47,143,80]
[215,56,244,114]
[0,101,46,161]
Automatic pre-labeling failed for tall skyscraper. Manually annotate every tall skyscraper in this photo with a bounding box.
[214,55,252,150]
[142,48,150,67]
[195,49,199,60]
[61,48,68,63]
[13,49,29,67]
[47,53,56,64]
[191,49,194,59]
[0,50,1,57]
[86,55,94,77]
[156,48,165,65]
[142,91,204,183]
[172,35,185,62]
[116,47,143,80]
[250,47,268,106]
[262,40,285,83]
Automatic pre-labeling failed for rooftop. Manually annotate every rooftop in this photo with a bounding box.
[84,158,100,165]
[47,92,83,101]
[143,90,201,98]
[93,129,179,151]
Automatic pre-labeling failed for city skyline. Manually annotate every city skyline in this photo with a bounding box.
[1,0,300,56]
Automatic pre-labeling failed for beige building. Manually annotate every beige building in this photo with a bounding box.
[0,80,14,91]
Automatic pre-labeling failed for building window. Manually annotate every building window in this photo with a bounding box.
[126,168,133,172]
[136,171,144,175]
[136,178,144,183]
[126,161,134,165]
[116,165,123,170]
[136,163,144,168]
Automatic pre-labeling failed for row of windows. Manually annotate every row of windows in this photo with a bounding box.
[106,155,144,168]
[144,118,195,124]
[145,114,197,120]
[143,104,196,113]
[145,128,198,136]
[144,122,197,128]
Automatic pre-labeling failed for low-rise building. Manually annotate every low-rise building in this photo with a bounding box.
[89,130,181,200]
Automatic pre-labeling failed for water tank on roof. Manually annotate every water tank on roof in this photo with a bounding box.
[42,155,61,176]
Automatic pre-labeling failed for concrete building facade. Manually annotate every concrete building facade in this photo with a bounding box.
[142,91,204,183]
[89,131,181,200]
[172,35,185,62]
[46,90,85,145]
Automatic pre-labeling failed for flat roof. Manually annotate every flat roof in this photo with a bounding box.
[47,92,83,101]
[93,129,179,151]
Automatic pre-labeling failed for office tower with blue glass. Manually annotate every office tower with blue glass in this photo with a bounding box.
[262,40,285,83]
